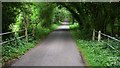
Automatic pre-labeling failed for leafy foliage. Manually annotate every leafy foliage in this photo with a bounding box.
[71,30,120,66]
[59,2,120,36]
[2,2,60,65]
[69,23,79,30]
[2,23,59,64]
[2,37,37,62]
[2,2,120,67]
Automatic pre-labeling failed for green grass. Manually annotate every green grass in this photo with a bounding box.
[71,30,120,67]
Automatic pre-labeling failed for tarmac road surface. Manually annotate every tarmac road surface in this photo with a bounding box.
[12,22,85,66]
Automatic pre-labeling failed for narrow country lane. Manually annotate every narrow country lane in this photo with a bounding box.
[12,22,85,66]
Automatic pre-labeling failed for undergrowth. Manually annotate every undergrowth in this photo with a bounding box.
[2,37,37,63]
[71,29,120,67]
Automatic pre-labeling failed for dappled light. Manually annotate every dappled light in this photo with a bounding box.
[1,2,120,67]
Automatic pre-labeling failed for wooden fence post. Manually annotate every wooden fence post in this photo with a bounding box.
[25,27,28,42]
[92,29,95,41]
[14,32,17,46]
[98,31,101,42]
